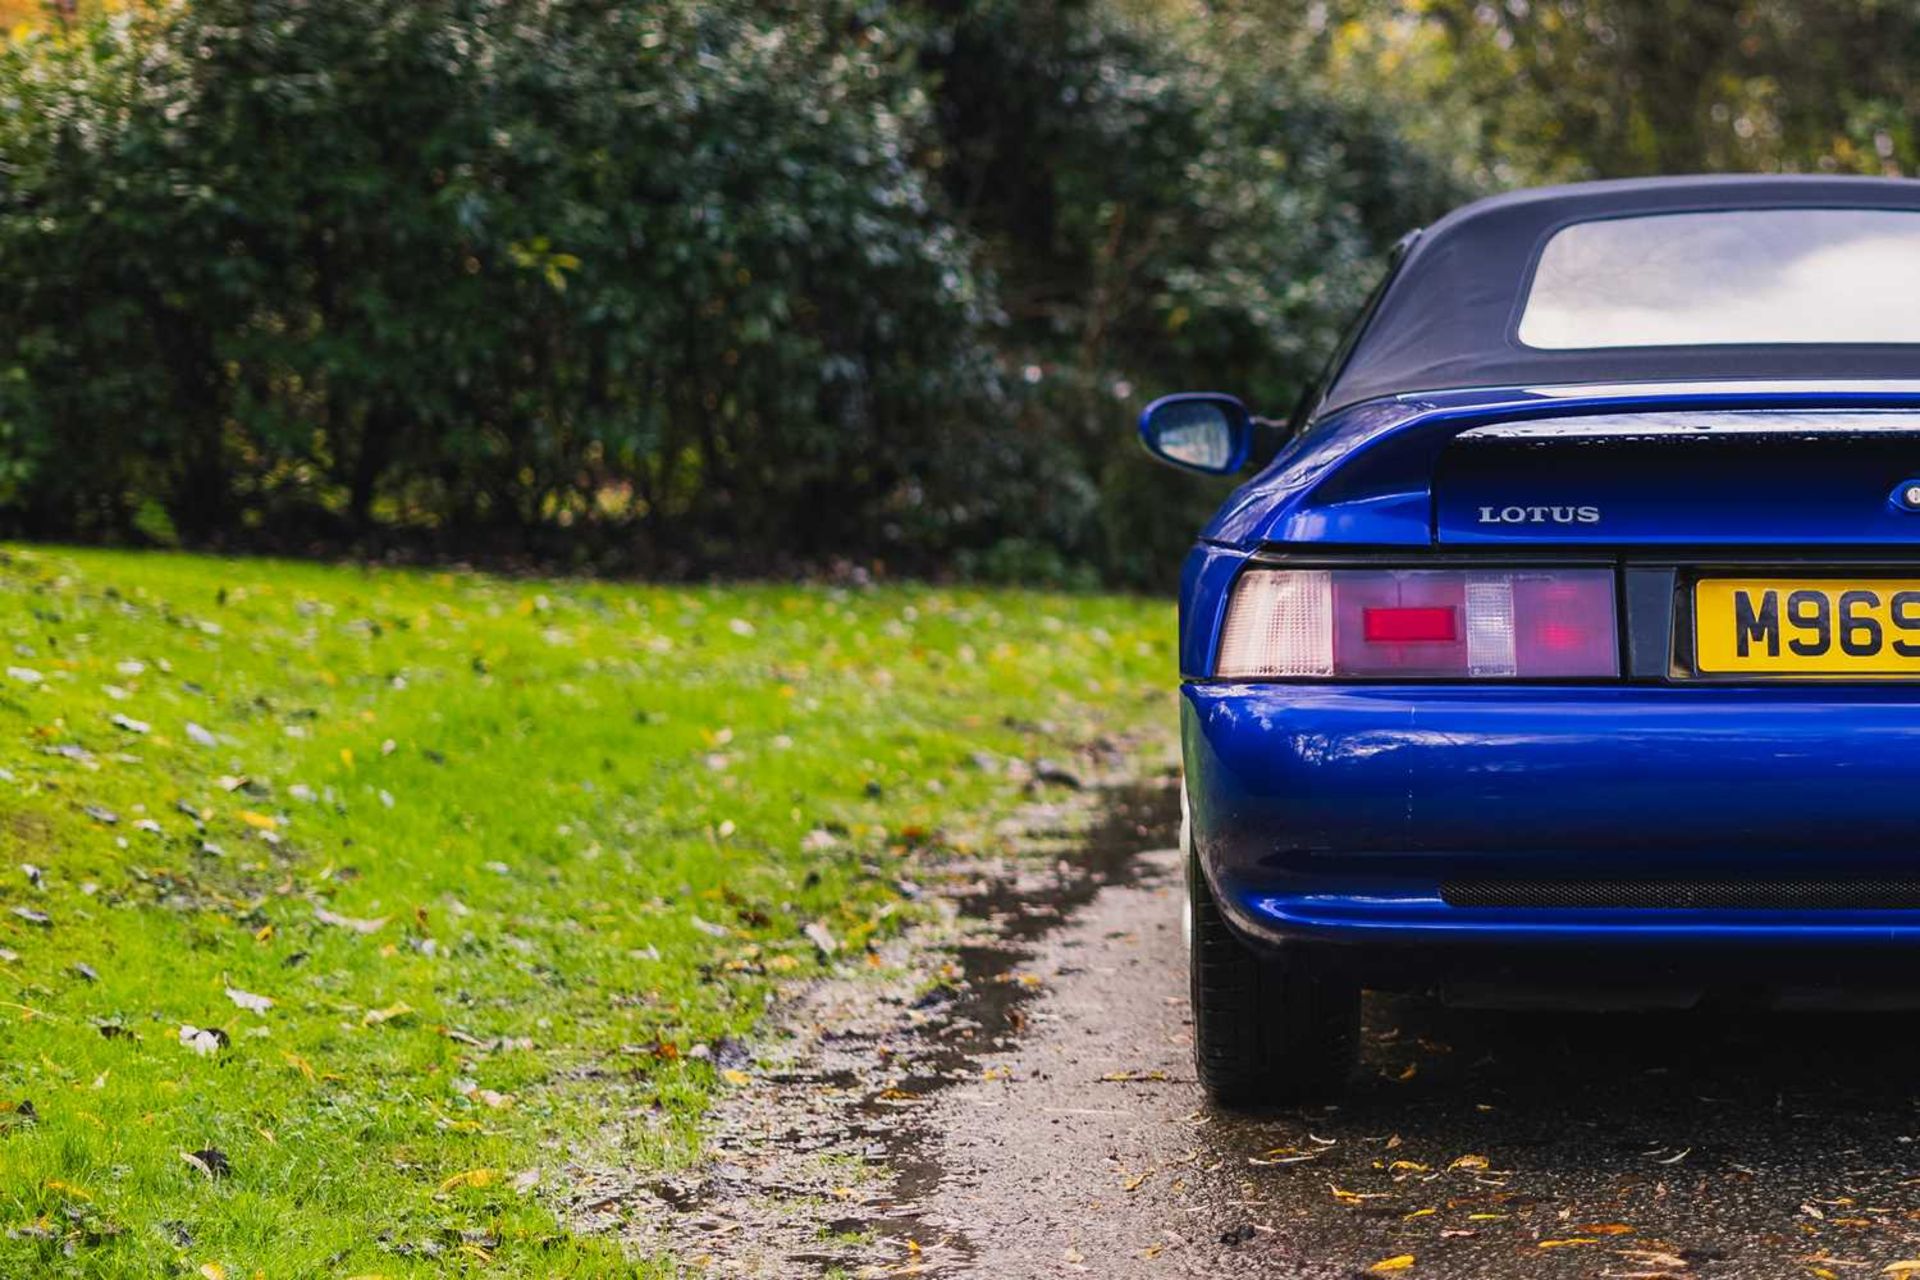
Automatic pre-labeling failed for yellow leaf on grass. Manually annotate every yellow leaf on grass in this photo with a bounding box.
[438,1168,498,1193]
[363,1002,415,1026]
[1369,1255,1415,1273]
[282,1052,316,1081]
[721,1068,750,1087]
[236,810,277,831]
[199,1266,227,1280]
[44,1180,92,1201]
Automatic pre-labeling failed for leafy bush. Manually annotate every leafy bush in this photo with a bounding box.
[0,0,1465,584]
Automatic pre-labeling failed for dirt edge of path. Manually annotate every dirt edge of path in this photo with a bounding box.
[567,744,1181,1276]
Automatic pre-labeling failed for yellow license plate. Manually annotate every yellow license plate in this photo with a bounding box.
[1696,578,1920,675]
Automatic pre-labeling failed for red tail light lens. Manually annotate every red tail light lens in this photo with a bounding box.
[1216,568,1618,679]
[1362,606,1457,643]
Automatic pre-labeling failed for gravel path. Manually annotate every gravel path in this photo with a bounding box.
[635,784,1920,1277]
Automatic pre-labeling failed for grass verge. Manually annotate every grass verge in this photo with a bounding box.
[0,546,1173,1277]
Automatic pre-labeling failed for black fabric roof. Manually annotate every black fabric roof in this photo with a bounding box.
[1321,175,1920,414]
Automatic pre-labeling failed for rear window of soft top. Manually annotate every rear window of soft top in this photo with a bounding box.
[1519,208,1920,350]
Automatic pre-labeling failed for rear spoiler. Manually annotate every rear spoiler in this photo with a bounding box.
[1203,383,1920,548]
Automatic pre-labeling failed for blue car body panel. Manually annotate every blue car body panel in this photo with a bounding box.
[1184,683,1920,948]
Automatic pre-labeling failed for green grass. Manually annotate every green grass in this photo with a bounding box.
[0,546,1174,1277]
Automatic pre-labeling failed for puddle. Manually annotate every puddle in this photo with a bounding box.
[597,777,1180,1276]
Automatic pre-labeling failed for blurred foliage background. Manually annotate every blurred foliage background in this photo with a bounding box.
[0,1,1915,585]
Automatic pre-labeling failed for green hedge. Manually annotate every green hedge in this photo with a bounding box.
[0,0,1465,583]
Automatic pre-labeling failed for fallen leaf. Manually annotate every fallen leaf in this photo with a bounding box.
[362,1002,414,1026]
[178,1025,229,1056]
[1575,1223,1635,1236]
[198,1264,226,1280]
[1368,1256,1415,1273]
[1448,1154,1490,1171]
[314,906,388,934]
[1884,1264,1920,1277]
[1538,1238,1599,1249]
[720,1068,751,1087]
[1120,1170,1152,1192]
[180,1147,231,1179]
[236,810,277,831]
[439,1168,498,1193]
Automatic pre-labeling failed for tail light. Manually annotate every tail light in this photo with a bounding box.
[1215,568,1618,679]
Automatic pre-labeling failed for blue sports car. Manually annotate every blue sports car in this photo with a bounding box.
[1142,175,1920,1105]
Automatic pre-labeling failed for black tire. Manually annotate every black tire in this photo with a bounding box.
[1188,846,1361,1107]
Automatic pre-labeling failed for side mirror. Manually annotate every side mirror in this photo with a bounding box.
[1137,393,1253,475]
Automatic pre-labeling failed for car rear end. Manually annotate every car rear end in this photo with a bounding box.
[1190,400,1920,968]
[1178,394,1920,1101]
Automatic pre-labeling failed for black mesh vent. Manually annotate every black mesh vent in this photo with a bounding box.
[1440,878,1920,910]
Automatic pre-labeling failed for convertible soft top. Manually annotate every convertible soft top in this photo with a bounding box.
[1322,174,1920,414]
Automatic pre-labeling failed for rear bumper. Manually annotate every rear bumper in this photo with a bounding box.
[1184,682,1920,957]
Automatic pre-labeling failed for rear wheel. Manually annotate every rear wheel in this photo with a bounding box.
[1187,840,1360,1107]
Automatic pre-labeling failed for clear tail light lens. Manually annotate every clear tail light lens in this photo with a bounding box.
[1216,568,1618,679]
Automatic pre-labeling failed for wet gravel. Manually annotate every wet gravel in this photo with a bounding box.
[629,783,1920,1277]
